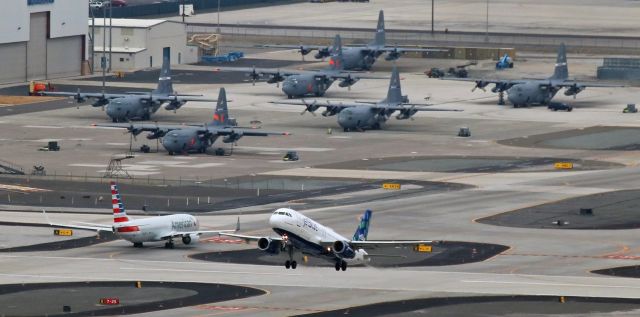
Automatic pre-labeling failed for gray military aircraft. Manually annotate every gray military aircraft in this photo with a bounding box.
[445,43,619,107]
[265,10,440,71]
[41,47,216,122]
[99,88,288,155]
[233,35,383,98]
[272,66,461,131]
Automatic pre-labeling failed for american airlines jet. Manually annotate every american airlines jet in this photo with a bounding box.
[223,208,433,271]
[44,182,233,248]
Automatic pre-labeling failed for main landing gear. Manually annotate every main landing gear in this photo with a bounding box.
[334,260,347,271]
[133,242,143,248]
[164,240,175,249]
[284,244,297,269]
[498,91,506,105]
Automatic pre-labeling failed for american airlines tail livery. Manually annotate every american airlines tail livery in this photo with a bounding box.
[44,182,234,248]
[223,208,433,271]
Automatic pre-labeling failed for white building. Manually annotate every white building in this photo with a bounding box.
[90,18,197,71]
[0,0,88,84]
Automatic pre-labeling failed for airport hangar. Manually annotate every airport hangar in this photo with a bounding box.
[90,18,198,71]
[0,0,88,84]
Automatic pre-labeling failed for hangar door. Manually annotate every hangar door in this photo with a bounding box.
[47,36,82,79]
[0,42,27,84]
[26,12,48,81]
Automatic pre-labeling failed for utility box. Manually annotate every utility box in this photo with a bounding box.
[458,127,471,137]
[179,4,195,17]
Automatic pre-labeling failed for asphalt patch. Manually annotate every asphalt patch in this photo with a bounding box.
[0,281,264,317]
[498,126,640,151]
[0,221,116,252]
[0,176,465,214]
[478,189,640,229]
[593,265,640,278]
[318,156,621,173]
[190,241,508,268]
[293,295,640,317]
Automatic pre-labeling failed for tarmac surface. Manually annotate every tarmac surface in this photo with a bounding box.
[478,189,640,230]
[499,126,640,151]
[190,241,509,268]
[294,296,640,317]
[0,281,264,316]
[4,6,640,314]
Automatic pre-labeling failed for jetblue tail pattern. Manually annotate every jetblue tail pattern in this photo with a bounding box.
[550,43,568,80]
[329,35,345,71]
[211,88,231,126]
[155,47,174,95]
[352,209,372,241]
[371,10,386,47]
[384,66,403,104]
[111,181,130,223]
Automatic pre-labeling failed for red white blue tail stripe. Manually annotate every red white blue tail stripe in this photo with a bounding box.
[111,182,129,223]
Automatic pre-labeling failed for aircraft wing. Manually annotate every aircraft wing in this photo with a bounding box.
[43,210,112,232]
[216,66,305,77]
[39,91,131,100]
[270,99,363,115]
[203,126,290,137]
[152,95,219,103]
[160,229,237,240]
[318,239,434,250]
[375,47,446,54]
[556,81,624,88]
[259,44,328,51]
[440,78,528,85]
[219,233,283,244]
[372,104,463,112]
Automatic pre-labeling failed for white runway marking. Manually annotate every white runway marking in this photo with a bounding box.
[23,125,63,129]
[235,146,334,152]
[462,280,640,290]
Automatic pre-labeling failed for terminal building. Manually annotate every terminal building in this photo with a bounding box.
[90,18,197,71]
[0,0,88,84]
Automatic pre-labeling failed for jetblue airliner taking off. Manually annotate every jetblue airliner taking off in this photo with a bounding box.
[223,208,433,271]
[44,182,233,248]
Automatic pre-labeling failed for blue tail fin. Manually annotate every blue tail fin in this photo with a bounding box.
[154,47,174,95]
[371,10,385,47]
[210,87,230,126]
[550,43,568,80]
[352,209,372,241]
[328,34,345,71]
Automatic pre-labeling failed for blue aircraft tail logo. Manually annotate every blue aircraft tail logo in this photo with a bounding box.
[352,209,372,241]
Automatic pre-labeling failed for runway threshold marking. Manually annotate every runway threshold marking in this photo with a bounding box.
[502,253,640,261]
[0,184,51,193]
[462,279,640,290]
[119,267,303,276]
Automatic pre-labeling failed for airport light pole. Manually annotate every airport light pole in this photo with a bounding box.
[217,0,221,33]
[102,5,107,93]
[109,2,113,72]
[431,0,434,34]
[181,0,185,23]
[485,0,489,42]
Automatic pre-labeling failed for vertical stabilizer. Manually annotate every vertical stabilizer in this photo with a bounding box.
[211,88,230,126]
[371,10,386,47]
[550,43,568,80]
[155,47,174,94]
[352,209,372,241]
[328,35,345,71]
[111,182,130,223]
[384,66,403,104]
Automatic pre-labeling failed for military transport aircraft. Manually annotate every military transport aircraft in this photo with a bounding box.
[45,182,235,248]
[222,208,433,271]
[272,66,461,131]
[444,43,620,107]
[99,87,288,155]
[41,48,216,122]
[224,35,383,98]
[265,10,440,71]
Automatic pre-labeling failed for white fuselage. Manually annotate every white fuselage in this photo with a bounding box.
[269,208,367,263]
[113,214,198,243]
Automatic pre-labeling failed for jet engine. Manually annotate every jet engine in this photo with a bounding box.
[332,240,356,259]
[564,84,585,97]
[181,233,199,245]
[396,107,419,120]
[222,131,244,143]
[258,237,281,254]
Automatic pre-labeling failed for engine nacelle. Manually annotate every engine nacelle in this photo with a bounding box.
[181,234,199,245]
[299,46,312,56]
[339,77,359,88]
[492,82,511,93]
[385,51,401,61]
[92,98,109,107]
[146,130,167,140]
[222,131,243,143]
[267,74,285,84]
[321,106,341,117]
[165,100,187,111]
[332,240,356,259]
[258,237,281,254]
[396,108,419,120]
[564,85,585,96]
[314,48,331,59]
